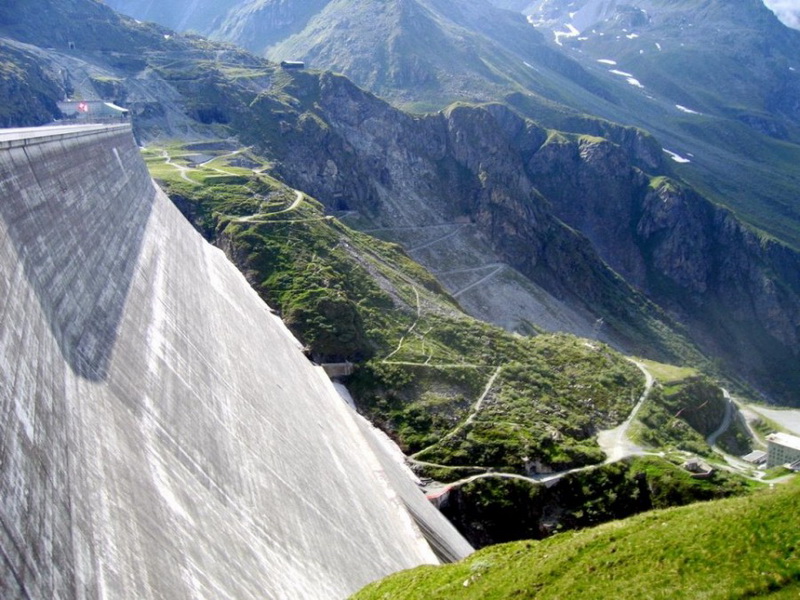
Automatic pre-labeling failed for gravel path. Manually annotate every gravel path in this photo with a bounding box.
[596,361,654,463]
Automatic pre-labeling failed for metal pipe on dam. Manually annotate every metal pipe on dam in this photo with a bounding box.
[0,124,471,599]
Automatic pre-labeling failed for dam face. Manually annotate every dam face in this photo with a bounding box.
[0,124,470,599]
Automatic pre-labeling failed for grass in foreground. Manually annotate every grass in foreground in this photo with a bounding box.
[352,478,800,599]
[438,456,756,549]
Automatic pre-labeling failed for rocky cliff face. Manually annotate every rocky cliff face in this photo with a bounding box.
[268,76,643,317]
[527,132,800,397]
[240,72,799,401]
[4,0,796,401]
[0,42,63,127]
[212,0,332,56]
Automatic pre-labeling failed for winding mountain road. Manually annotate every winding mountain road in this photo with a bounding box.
[707,389,734,448]
[409,365,503,460]
[233,189,305,223]
[418,361,657,496]
[407,225,466,252]
[383,285,421,361]
[453,265,505,298]
[161,150,196,184]
[596,360,655,463]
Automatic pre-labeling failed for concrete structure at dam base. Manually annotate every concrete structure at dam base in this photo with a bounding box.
[0,124,471,599]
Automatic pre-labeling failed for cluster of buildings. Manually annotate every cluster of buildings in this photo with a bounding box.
[743,431,800,471]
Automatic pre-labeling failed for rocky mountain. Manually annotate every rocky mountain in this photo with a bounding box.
[209,0,332,55]
[257,73,800,400]
[264,0,616,110]
[105,0,616,111]
[523,0,800,134]
[0,42,62,127]
[99,0,242,35]
[103,0,333,53]
[2,0,797,578]
[498,0,800,250]
[104,0,800,251]
[3,0,799,404]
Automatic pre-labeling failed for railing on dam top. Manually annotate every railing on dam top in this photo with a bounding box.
[0,123,133,150]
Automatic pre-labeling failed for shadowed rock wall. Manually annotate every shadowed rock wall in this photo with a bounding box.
[0,124,470,599]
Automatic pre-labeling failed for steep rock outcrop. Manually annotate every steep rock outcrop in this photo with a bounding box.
[526,133,800,398]
[0,42,63,126]
[262,74,683,359]
[251,73,799,400]
[637,183,800,394]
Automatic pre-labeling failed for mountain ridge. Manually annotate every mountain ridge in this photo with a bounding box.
[2,2,798,592]
[103,0,800,252]
[2,0,799,402]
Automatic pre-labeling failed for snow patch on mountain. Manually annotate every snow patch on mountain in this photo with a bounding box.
[554,23,581,45]
[606,67,644,88]
[663,149,691,163]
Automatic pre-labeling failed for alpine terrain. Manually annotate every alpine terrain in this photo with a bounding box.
[1,0,799,597]
[100,0,800,403]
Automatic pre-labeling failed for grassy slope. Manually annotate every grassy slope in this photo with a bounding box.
[438,455,757,548]
[150,149,761,551]
[634,377,727,456]
[405,339,642,473]
[629,357,753,457]
[148,146,644,474]
[353,478,800,599]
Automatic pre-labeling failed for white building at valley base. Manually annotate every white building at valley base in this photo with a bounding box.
[765,432,800,468]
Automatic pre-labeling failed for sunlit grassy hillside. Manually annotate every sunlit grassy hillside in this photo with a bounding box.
[353,478,800,599]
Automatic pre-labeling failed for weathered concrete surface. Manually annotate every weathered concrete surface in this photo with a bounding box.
[0,124,471,599]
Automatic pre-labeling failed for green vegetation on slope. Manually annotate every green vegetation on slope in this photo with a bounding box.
[439,455,756,548]
[353,478,799,600]
[150,145,644,477]
[156,157,415,361]
[0,43,62,126]
[637,357,698,384]
[151,148,758,552]
[633,376,729,456]
[400,338,642,474]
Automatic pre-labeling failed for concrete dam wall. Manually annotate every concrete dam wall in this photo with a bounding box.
[0,124,471,599]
